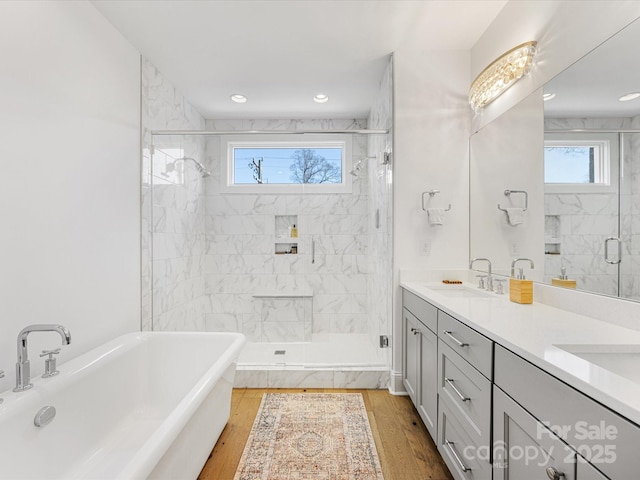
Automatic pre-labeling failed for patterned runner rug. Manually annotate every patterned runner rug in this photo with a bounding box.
[233,393,385,479]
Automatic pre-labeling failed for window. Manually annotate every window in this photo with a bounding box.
[221,134,352,193]
[544,133,617,193]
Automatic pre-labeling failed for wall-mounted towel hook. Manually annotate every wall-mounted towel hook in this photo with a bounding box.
[497,189,528,212]
[422,190,452,212]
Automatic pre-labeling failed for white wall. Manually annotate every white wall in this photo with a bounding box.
[392,49,471,391]
[470,90,545,277]
[471,1,640,131]
[0,1,140,392]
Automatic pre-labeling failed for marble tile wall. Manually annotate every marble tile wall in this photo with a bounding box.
[544,117,640,299]
[202,118,374,348]
[141,57,208,331]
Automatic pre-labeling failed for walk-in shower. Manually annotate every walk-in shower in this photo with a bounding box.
[144,123,393,387]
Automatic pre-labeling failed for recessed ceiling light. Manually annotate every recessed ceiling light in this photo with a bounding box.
[313,94,329,104]
[230,94,247,103]
[619,92,640,102]
[543,93,556,101]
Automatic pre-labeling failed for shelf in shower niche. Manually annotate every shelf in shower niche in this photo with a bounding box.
[252,294,313,298]
[275,242,298,255]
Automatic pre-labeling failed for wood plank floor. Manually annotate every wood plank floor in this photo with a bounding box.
[198,388,454,480]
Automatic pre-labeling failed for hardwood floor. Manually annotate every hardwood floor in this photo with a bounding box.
[198,388,454,480]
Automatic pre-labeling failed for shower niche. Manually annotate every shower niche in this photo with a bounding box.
[275,215,298,254]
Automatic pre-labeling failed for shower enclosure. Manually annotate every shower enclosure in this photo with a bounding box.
[143,122,392,387]
[140,53,393,387]
[544,130,640,301]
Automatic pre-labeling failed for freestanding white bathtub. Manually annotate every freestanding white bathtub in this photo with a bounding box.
[0,331,245,480]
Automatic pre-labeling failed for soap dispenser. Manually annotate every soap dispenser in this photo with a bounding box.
[509,258,534,304]
[551,267,576,289]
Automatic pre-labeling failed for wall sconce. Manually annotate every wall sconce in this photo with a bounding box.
[469,41,537,112]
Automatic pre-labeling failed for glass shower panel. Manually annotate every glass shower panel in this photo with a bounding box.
[619,132,640,301]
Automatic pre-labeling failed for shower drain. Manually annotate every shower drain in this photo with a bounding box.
[274,350,286,355]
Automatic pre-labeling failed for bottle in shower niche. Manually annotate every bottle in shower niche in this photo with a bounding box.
[289,224,298,238]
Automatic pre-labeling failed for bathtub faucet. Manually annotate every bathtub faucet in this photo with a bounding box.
[14,324,71,392]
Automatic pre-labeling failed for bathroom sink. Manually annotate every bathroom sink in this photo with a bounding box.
[554,344,640,385]
[426,284,493,298]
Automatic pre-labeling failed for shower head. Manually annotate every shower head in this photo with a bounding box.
[349,159,364,176]
[173,157,211,178]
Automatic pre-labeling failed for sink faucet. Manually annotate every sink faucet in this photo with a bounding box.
[511,258,535,278]
[14,324,71,392]
[470,257,493,291]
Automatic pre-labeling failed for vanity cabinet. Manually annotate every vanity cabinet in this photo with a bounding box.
[402,290,438,439]
[495,345,640,479]
[402,285,640,480]
[577,458,608,480]
[493,386,576,480]
[437,311,493,480]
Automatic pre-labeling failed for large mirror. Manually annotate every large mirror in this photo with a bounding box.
[470,17,640,301]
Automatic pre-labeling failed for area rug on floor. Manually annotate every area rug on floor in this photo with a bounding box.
[233,393,384,480]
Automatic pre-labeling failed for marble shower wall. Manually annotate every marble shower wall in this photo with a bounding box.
[544,117,640,299]
[620,125,640,300]
[202,118,371,344]
[367,58,393,351]
[141,57,208,331]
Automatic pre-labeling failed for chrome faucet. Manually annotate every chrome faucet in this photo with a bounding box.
[470,257,493,291]
[511,258,535,278]
[14,324,71,392]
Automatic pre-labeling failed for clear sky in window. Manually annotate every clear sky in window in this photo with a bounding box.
[544,146,593,183]
[233,147,342,184]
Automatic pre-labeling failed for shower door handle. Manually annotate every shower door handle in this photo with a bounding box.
[311,237,315,264]
[604,237,622,264]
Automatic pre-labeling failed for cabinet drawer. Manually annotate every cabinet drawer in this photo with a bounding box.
[403,289,437,333]
[438,398,492,480]
[495,345,640,480]
[438,311,493,379]
[439,340,491,447]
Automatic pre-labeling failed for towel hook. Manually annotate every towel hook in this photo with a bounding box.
[497,189,528,212]
[422,190,452,212]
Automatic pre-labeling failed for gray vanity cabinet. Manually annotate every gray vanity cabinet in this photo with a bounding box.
[493,386,576,480]
[402,290,438,439]
[437,311,493,480]
[495,345,640,479]
[576,458,608,480]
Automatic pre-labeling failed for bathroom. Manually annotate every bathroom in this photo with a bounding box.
[2,1,640,479]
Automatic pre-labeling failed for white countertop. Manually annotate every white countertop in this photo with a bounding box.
[401,279,640,426]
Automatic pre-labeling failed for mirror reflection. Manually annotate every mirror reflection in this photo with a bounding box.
[543,17,640,300]
[471,17,640,301]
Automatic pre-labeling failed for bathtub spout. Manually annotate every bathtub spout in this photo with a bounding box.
[14,324,71,392]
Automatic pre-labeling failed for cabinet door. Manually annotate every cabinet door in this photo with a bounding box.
[577,457,608,480]
[418,325,438,439]
[402,308,419,403]
[493,386,576,480]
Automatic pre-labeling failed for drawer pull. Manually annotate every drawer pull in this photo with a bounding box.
[445,378,470,402]
[445,440,471,472]
[443,330,468,347]
[546,467,565,480]
[410,328,420,336]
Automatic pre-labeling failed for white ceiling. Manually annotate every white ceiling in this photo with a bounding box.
[544,17,640,118]
[91,0,507,120]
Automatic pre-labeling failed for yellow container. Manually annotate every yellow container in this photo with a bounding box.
[510,278,533,304]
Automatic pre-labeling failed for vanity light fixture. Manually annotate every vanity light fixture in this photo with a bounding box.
[230,94,247,103]
[619,92,640,102]
[543,92,556,101]
[469,41,537,112]
[313,93,329,104]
